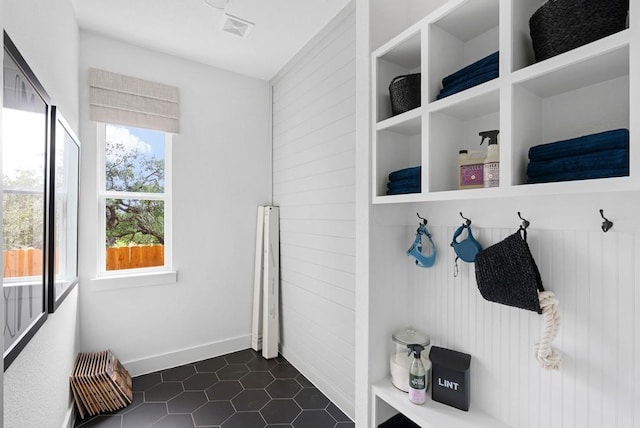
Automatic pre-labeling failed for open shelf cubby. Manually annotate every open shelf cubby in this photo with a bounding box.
[371,0,635,204]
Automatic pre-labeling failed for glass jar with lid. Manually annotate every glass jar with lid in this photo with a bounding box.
[390,327,431,392]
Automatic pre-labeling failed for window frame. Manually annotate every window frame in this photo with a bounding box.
[2,31,50,370]
[47,106,80,313]
[95,122,174,282]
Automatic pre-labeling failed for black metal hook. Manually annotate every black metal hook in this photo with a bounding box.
[517,211,530,230]
[416,213,428,226]
[459,212,471,227]
[599,209,613,232]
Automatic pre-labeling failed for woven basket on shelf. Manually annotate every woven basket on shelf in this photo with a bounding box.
[529,0,628,62]
[388,73,421,116]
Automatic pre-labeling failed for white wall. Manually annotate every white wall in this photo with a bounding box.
[3,0,80,427]
[271,3,356,419]
[78,32,271,374]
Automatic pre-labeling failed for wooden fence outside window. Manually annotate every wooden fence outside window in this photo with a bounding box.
[3,245,164,276]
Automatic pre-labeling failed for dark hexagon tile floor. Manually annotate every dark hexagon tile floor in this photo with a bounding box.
[74,349,354,428]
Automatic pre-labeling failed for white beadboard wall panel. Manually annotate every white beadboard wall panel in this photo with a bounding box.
[279,203,355,221]
[281,280,356,347]
[279,257,355,292]
[401,223,639,428]
[274,131,355,169]
[280,293,356,378]
[274,73,356,133]
[273,167,355,197]
[274,146,355,180]
[281,271,355,310]
[272,23,355,110]
[280,231,355,256]
[271,3,356,417]
[280,243,355,274]
[273,154,355,187]
[280,218,356,239]
[273,115,355,161]
[275,95,356,147]
[274,185,356,206]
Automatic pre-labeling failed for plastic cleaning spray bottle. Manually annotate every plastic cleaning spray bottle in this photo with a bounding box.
[480,130,500,188]
[407,344,426,404]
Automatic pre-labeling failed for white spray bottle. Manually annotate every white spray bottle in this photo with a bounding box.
[407,344,426,404]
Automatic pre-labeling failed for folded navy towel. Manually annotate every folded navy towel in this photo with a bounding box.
[387,177,420,190]
[442,62,499,90]
[388,166,421,182]
[528,129,629,162]
[437,70,499,100]
[526,166,629,184]
[527,148,628,179]
[442,51,499,88]
[386,185,421,195]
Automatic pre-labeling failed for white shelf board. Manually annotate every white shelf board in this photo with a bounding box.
[510,175,636,196]
[376,107,422,135]
[512,30,630,98]
[372,191,425,204]
[372,176,636,204]
[373,378,511,428]
[427,84,500,120]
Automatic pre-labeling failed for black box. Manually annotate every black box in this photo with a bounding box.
[429,346,471,411]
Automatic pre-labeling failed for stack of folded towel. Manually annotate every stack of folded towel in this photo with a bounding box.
[437,51,499,100]
[387,166,421,195]
[526,129,629,184]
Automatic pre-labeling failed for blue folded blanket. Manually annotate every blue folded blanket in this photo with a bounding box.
[526,167,629,184]
[528,129,629,162]
[437,70,499,100]
[442,51,499,88]
[387,177,420,190]
[388,166,421,182]
[442,63,499,90]
[387,185,421,195]
[527,148,628,179]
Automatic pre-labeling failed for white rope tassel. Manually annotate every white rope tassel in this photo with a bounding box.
[534,290,561,370]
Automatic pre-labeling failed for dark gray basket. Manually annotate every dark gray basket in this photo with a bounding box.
[529,0,628,62]
[389,73,421,116]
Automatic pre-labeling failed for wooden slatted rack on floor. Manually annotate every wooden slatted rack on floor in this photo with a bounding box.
[70,350,133,419]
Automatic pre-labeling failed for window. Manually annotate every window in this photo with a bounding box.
[97,123,172,277]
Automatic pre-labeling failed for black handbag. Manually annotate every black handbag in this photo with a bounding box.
[474,229,544,313]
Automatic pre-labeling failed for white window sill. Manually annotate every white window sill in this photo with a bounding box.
[91,271,178,291]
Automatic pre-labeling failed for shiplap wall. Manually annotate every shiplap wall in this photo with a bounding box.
[271,3,356,418]
[408,224,639,428]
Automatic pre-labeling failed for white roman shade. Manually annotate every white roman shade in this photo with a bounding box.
[89,68,179,133]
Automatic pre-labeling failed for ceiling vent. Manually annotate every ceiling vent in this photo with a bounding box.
[220,14,254,38]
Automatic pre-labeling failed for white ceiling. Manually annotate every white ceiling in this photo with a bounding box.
[71,0,351,81]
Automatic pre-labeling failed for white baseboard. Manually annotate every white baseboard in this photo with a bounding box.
[281,344,355,421]
[122,335,251,377]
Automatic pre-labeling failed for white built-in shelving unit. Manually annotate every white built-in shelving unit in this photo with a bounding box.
[363,0,636,426]
[371,0,634,204]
